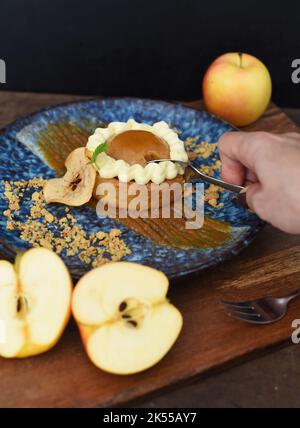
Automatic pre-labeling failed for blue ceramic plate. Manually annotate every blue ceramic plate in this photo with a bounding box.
[0,98,263,278]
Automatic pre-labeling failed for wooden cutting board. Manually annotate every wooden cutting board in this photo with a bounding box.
[0,92,300,408]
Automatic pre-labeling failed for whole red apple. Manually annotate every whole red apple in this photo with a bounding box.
[203,52,272,126]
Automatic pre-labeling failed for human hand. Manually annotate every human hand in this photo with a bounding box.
[218,131,300,233]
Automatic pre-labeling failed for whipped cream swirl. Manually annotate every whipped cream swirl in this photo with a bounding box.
[86,119,188,185]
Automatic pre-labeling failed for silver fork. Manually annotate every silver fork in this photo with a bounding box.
[147,159,246,194]
[221,289,300,324]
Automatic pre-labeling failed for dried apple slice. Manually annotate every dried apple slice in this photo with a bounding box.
[72,262,183,375]
[0,248,72,358]
[43,147,96,206]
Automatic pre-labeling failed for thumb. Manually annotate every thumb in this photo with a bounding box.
[246,182,266,219]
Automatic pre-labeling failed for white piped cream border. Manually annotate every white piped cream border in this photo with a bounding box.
[86,119,188,185]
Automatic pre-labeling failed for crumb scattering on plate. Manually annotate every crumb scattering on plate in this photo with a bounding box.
[184,137,224,208]
[193,141,218,159]
[204,184,224,208]
[1,178,131,267]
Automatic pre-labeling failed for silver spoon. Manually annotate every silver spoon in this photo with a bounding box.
[147,159,246,194]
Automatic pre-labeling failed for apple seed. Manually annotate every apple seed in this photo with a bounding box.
[119,301,127,312]
[70,174,82,191]
[127,320,138,328]
[15,295,28,317]
[121,314,131,319]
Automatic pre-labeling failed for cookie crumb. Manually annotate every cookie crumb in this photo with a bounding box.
[204,184,224,208]
[1,178,131,266]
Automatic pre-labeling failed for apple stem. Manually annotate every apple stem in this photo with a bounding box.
[238,52,243,68]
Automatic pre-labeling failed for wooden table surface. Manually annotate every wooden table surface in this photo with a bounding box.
[0,91,300,408]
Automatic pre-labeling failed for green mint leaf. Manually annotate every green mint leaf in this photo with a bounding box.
[90,142,108,165]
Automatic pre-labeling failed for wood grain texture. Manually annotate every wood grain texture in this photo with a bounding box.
[0,91,300,408]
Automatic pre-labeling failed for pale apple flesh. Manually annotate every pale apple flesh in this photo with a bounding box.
[0,248,72,358]
[203,52,272,126]
[72,262,183,375]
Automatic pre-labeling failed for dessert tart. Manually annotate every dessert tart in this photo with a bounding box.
[87,119,188,211]
[44,119,189,213]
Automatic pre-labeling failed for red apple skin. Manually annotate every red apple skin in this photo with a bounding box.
[76,323,92,350]
[203,52,272,127]
[71,289,93,357]
[74,318,102,369]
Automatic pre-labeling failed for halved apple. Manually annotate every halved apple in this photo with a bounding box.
[0,248,72,358]
[72,262,183,375]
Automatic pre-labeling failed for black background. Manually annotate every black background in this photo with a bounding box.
[1,0,300,106]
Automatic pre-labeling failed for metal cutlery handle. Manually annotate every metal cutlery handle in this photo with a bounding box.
[188,164,246,194]
[147,159,247,195]
[285,289,300,303]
